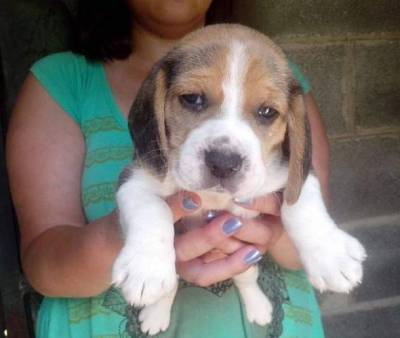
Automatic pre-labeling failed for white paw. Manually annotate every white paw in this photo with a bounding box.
[302,229,367,293]
[139,291,175,336]
[112,245,177,307]
[241,287,273,326]
[246,294,273,326]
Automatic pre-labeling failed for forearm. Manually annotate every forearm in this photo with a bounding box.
[269,231,302,270]
[22,211,122,298]
[303,93,331,204]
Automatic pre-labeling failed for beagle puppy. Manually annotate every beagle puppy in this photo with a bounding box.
[112,24,366,335]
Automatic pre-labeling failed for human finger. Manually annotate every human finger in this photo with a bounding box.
[234,193,282,216]
[177,245,263,287]
[174,213,244,262]
[200,249,229,264]
[166,191,202,223]
[234,215,283,251]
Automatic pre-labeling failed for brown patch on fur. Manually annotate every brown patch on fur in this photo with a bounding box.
[284,92,311,204]
[242,53,289,165]
[163,45,229,157]
[153,70,169,159]
[128,64,168,177]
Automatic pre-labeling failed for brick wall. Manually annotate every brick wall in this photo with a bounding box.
[1,1,399,336]
[233,1,400,337]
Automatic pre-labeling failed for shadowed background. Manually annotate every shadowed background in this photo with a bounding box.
[233,1,400,337]
[0,1,399,337]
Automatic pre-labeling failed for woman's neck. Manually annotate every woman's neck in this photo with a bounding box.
[130,22,179,69]
[103,18,205,117]
[129,17,205,69]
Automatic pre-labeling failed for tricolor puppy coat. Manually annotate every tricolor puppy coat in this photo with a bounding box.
[113,24,366,335]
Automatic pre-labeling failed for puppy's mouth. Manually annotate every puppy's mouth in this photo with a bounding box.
[173,157,245,195]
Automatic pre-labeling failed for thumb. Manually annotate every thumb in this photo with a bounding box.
[166,191,202,223]
[234,193,282,216]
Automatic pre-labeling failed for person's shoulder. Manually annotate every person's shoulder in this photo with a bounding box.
[32,51,90,72]
[30,51,98,99]
[30,52,94,125]
[287,60,312,94]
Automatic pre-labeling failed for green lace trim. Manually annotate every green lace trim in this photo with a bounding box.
[69,297,113,324]
[85,146,133,168]
[83,182,116,207]
[284,270,312,293]
[82,116,126,137]
[286,305,312,326]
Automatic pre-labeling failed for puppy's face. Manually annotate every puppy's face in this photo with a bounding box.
[130,25,309,203]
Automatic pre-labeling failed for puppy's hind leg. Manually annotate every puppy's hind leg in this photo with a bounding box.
[233,265,273,326]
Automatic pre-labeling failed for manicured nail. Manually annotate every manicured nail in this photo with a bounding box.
[206,210,220,222]
[182,196,199,210]
[233,197,253,206]
[222,218,243,235]
[273,192,283,205]
[244,250,262,265]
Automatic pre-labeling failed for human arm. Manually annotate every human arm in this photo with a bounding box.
[7,74,124,297]
[304,93,330,204]
[232,195,302,271]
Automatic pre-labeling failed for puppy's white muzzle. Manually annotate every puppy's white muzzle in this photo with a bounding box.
[173,118,272,198]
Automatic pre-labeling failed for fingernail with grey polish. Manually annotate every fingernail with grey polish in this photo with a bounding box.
[222,218,243,236]
[233,197,253,206]
[244,250,262,265]
[182,196,198,210]
[206,210,219,223]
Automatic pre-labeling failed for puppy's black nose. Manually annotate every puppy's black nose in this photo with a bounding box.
[205,149,243,179]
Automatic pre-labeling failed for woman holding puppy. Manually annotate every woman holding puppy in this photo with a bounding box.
[7,0,328,337]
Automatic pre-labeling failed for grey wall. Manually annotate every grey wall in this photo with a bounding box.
[233,1,400,337]
[1,0,399,337]
[0,0,74,126]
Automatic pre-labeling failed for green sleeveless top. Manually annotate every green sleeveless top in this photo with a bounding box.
[31,52,324,338]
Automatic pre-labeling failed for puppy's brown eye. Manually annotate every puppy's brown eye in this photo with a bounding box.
[179,94,206,112]
[257,106,278,122]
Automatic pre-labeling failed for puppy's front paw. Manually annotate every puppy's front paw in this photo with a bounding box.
[139,287,176,335]
[112,246,177,307]
[140,304,171,336]
[302,229,367,293]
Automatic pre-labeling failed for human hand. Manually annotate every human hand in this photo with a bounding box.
[235,193,302,270]
[233,193,284,254]
[198,193,284,263]
[167,192,267,287]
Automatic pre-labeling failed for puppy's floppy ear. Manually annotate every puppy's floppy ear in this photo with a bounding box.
[128,62,169,176]
[284,80,311,205]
